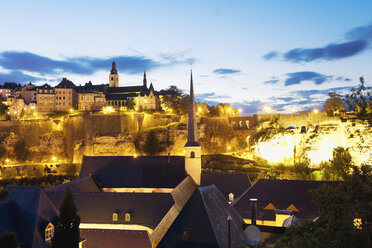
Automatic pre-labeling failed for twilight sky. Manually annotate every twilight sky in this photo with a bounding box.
[0,0,371,114]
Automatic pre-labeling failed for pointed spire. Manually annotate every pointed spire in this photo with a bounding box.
[111,60,117,74]
[143,70,147,88]
[185,70,200,146]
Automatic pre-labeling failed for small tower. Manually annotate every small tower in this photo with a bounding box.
[184,70,201,185]
[143,70,147,88]
[109,61,119,87]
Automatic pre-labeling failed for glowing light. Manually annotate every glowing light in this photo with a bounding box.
[313,109,319,113]
[135,107,139,111]
[198,107,202,112]
[79,223,153,233]
[5,159,10,163]
[52,156,57,161]
[102,106,115,114]
[239,108,242,113]
[144,99,148,103]
[133,154,138,158]
[227,108,232,112]
[227,146,231,151]
[263,106,272,113]
[30,106,35,109]
[69,108,74,113]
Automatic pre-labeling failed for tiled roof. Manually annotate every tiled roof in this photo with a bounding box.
[105,93,138,101]
[46,191,173,230]
[79,156,186,188]
[107,86,146,94]
[155,183,246,248]
[44,175,100,193]
[55,78,76,89]
[201,173,251,199]
[232,179,339,221]
[0,185,59,248]
[80,229,151,248]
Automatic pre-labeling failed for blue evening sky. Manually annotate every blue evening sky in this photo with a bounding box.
[0,0,371,114]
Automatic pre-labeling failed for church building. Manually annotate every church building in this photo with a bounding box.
[105,61,161,111]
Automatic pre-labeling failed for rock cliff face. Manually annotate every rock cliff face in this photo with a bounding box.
[1,113,370,166]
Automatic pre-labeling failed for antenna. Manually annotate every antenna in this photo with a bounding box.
[244,225,261,246]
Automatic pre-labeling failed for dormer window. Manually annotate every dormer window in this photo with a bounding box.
[112,213,118,221]
[45,222,54,241]
[125,213,131,222]
[228,193,234,203]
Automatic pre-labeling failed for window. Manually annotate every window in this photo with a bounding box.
[190,151,195,158]
[182,229,191,241]
[45,222,54,241]
[112,213,118,221]
[125,213,131,222]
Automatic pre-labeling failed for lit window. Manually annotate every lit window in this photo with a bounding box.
[125,213,131,222]
[113,213,118,221]
[45,222,54,241]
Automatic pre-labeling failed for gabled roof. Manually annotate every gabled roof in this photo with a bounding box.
[155,184,246,248]
[232,179,339,221]
[37,83,53,89]
[201,173,251,199]
[44,175,100,193]
[46,191,173,230]
[55,78,76,89]
[79,156,186,188]
[0,185,59,248]
[75,82,108,92]
[80,229,151,248]
[1,82,20,89]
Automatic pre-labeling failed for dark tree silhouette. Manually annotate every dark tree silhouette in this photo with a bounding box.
[52,187,80,248]
[0,232,18,248]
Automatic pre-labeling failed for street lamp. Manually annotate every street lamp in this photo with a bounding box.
[227,215,232,248]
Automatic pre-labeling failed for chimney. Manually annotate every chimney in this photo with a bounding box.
[250,198,258,225]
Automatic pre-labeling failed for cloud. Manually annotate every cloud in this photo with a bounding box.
[0,70,48,83]
[263,23,372,63]
[0,51,195,83]
[212,68,241,75]
[284,71,333,86]
[238,100,263,114]
[264,79,280,84]
[282,40,368,62]
[262,51,279,60]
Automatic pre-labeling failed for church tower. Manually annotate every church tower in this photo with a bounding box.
[184,70,201,185]
[143,70,147,88]
[109,61,119,87]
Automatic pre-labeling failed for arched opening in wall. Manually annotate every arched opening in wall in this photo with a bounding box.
[190,151,195,158]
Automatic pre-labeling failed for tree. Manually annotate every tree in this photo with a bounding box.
[279,165,372,248]
[143,130,160,155]
[161,86,189,114]
[126,98,134,110]
[0,96,8,117]
[0,232,18,248]
[323,92,345,116]
[52,187,80,248]
[13,139,29,162]
[322,147,353,181]
[292,157,314,180]
[345,76,372,117]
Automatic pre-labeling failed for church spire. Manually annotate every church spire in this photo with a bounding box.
[185,70,200,146]
[111,60,117,75]
[143,70,147,88]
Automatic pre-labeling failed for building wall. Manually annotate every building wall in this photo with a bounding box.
[0,88,12,99]
[78,92,106,111]
[109,74,119,87]
[54,88,76,111]
[37,88,55,113]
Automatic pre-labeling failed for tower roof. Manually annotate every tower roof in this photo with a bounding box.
[185,71,200,147]
[111,61,118,75]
